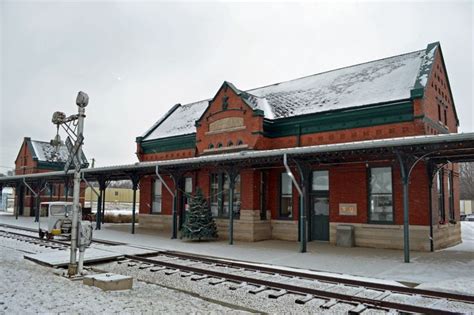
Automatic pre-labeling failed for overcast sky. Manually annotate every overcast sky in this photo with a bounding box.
[0,0,472,172]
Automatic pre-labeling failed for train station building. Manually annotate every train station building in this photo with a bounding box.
[134,42,462,251]
[2,42,473,259]
[13,137,88,216]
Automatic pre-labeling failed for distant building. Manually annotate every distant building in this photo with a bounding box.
[460,200,473,216]
[85,187,140,204]
[0,187,13,211]
[14,137,89,216]
[136,42,461,251]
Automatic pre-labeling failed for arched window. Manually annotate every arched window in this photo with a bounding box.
[208,144,214,149]
[237,139,243,146]
[228,140,233,147]
[217,143,223,148]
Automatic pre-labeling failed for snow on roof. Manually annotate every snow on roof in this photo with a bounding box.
[416,44,438,88]
[29,139,87,165]
[142,46,433,141]
[240,91,276,119]
[248,50,425,118]
[144,100,209,140]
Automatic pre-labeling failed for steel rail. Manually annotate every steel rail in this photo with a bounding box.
[160,250,474,304]
[0,230,70,248]
[125,254,460,315]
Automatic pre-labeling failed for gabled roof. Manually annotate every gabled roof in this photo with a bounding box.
[25,138,88,168]
[141,43,441,142]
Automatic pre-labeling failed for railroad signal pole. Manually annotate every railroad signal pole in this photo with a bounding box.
[51,91,89,276]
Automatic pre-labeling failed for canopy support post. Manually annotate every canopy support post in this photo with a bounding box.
[155,166,178,239]
[15,182,21,220]
[223,167,239,245]
[129,173,141,235]
[283,154,307,253]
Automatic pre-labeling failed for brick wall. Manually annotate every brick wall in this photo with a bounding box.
[195,84,264,154]
[14,138,86,214]
[414,48,458,134]
[135,48,461,238]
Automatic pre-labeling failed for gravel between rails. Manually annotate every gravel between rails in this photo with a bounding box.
[95,259,390,314]
[0,238,250,314]
[139,254,474,313]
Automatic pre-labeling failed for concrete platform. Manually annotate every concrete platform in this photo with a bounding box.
[83,273,133,291]
[24,246,158,267]
[3,213,474,285]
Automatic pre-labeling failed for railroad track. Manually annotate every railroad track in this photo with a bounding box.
[120,253,474,314]
[0,223,125,246]
[160,250,474,305]
[3,226,474,313]
[0,230,70,250]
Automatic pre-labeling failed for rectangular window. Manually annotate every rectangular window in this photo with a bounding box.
[448,171,454,221]
[312,170,329,191]
[152,179,162,214]
[183,177,193,212]
[210,173,240,218]
[280,173,293,218]
[230,175,241,218]
[444,109,448,126]
[437,171,445,222]
[210,174,219,217]
[438,105,442,122]
[260,171,267,220]
[312,170,329,217]
[369,167,393,223]
[67,186,74,197]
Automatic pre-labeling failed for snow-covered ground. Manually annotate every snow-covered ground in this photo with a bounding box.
[85,202,136,215]
[0,236,246,314]
[2,213,474,296]
[2,202,135,216]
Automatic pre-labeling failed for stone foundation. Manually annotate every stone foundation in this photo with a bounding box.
[138,210,272,241]
[329,222,461,251]
[433,223,461,249]
[271,219,298,241]
[138,214,462,251]
[215,210,271,241]
[22,207,31,217]
[138,214,173,231]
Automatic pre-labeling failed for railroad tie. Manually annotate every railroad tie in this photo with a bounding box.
[190,275,209,281]
[180,272,194,278]
[208,278,227,285]
[229,282,248,290]
[375,290,392,300]
[165,269,180,275]
[127,262,137,267]
[268,289,288,299]
[116,259,129,265]
[321,299,338,309]
[348,304,368,314]
[150,266,167,272]
[248,286,268,294]
[295,294,314,304]
[138,264,154,270]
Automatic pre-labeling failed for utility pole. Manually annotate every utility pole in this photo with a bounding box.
[51,91,89,276]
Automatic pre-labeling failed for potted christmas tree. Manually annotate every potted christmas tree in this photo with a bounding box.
[181,188,218,241]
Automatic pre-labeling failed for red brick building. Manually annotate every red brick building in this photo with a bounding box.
[14,137,88,216]
[135,42,461,250]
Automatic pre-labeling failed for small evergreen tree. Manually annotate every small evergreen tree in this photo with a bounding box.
[181,188,218,241]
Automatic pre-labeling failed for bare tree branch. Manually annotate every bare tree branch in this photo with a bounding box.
[460,162,474,200]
